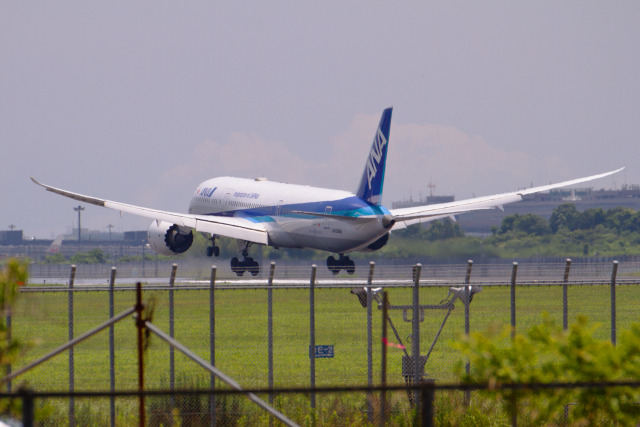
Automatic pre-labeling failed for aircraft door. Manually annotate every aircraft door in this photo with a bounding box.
[323,206,332,230]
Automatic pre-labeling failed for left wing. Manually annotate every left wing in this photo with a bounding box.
[31,177,269,245]
[390,168,624,230]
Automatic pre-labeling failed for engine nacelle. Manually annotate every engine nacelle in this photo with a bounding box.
[147,221,194,256]
[361,232,390,252]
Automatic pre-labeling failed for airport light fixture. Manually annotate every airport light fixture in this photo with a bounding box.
[73,205,84,242]
[446,285,482,305]
[350,287,383,308]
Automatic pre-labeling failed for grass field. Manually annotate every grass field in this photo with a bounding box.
[3,281,637,424]
[9,282,639,393]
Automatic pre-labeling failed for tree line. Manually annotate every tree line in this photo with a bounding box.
[496,203,640,236]
[381,203,640,259]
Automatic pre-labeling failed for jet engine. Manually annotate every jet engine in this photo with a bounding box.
[363,232,390,251]
[147,221,194,255]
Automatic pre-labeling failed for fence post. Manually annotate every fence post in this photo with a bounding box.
[562,259,571,427]
[209,265,217,427]
[268,261,276,409]
[68,264,76,427]
[109,267,117,427]
[169,263,177,394]
[135,281,146,426]
[563,259,571,331]
[21,388,34,427]
[509,262,519,427]
[366,261,375,423]
[412,263,422,407]
[421,383,434,427]
[380,291,388,427]
[611,260,618,346]
[464,260,473,407]
[309,264,317,410]
[510,262,518,340]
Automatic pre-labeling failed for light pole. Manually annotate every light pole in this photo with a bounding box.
[73,205,85,242]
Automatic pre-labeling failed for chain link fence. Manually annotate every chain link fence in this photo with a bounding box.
[3,259,639,425]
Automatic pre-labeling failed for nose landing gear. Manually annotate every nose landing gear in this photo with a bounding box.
[327,254,355,275]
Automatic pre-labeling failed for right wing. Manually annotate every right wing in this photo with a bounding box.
[390,167,625,230]
[31,177,269,245]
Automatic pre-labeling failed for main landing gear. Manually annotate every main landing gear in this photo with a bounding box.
[327,254,355,275]
[205,235,220,257]
[231,244,260,277]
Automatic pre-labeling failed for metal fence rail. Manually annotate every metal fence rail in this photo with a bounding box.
[6,380,640,427]
[26,256,640,283]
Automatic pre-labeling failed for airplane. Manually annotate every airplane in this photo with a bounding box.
[32,107,623,276]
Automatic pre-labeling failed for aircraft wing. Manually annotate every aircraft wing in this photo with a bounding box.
[389,168,625,230]
[30,177,269,245]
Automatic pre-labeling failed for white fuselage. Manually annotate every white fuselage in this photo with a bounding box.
[187,177,391,253]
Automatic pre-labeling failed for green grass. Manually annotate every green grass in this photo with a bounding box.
[10,284,638,391]
[6,283,638,424]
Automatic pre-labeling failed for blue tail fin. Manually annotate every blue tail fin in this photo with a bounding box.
[355,107,393,205]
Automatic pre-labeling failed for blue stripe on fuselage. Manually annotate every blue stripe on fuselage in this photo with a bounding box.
[199,196,390,223]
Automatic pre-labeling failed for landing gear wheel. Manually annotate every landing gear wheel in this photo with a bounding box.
[327,256,340,275]
[248,258,260,276]
[231,250,260,277]
[346,259,356,275]
[326,254,356,274]
[231,257,244,277]
[206,235,220,258]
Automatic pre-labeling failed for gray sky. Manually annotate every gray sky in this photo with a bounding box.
[2,2,638,239]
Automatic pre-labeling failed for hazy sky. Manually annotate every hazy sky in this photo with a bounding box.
[2,2,639,239]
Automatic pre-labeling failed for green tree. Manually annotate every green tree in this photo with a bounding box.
[424,219,464,240]
[392,219,463,240]
[549,203,580,233]
[42,253,66,264]
[576,208,606,230]
[69,249,107,264]
[455,316,640,425]
[500,213,550,236]
[605,207,640,233]
[0,259,31,414]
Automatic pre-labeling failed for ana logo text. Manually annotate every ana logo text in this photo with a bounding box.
[366,127,387,190]
[198,187,217,197]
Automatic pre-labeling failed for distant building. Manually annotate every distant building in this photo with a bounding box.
[0,230,23,245]
[124,231,148,242]
[392,185,640,234]
[392,195,455,209]
[0,229,148,260]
